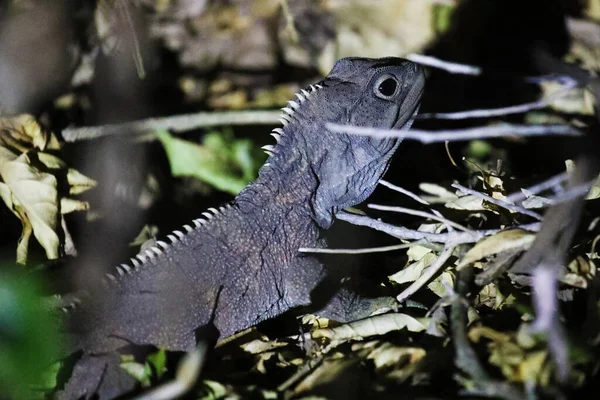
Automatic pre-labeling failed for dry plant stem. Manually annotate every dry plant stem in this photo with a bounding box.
[327,123,580,144]
[396,245,455,303]
[367,203,469,232]
[61,110,282,142]
[451,183,543,220]
[336,211,541,244]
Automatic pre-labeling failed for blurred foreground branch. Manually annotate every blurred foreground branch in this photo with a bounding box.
[62,110,282,142]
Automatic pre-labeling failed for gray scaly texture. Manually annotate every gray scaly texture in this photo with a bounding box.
[56,57,425,399]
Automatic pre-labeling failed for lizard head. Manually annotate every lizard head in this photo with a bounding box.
[260,57,424,229]
[304,57,425,228]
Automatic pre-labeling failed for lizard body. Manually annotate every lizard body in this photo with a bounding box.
[57,57,425,399]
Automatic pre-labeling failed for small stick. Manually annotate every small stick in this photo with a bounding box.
[367,203,469,232]
[451,183,543,220]
[416,77,577,120]
[505,172,569,203]
[379,180,455,231]
[327,123,580,144]
[299,242,414,254]
[379,180,430,205]
[336,211,541,244]
[396,245,455,303]
[62,110,282,142]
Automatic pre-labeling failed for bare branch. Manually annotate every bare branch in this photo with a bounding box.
[336,211,541,244]
[406,54,482,75]
[546,179,596,205]
[367,203,469,232]
[379,179,430,205]
[62,110,282,142]
[416,77,577,120]
[451,183,543,220]
[327,123,580,144]
[299,243,413,254]
[406,53,572,85]
[505,172,569,203]
[378,180,457,232]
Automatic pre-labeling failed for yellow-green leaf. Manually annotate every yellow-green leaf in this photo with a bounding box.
[389,252,437,285]
[457,229,535,269]
[0,153,59,262]
[310,313,427,342]
[60,198,90,214]
[66,168,97,195]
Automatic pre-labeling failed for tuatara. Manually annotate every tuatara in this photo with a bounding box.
[56,57,425,399]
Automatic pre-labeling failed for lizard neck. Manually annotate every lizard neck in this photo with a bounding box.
[235,131,319,225]
[236,120,334,229]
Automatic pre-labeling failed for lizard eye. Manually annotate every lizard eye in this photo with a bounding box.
[374,74,399,99]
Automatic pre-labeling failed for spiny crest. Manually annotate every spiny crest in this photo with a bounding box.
[100,204,232,286]
[262,83,324,157]
[59,294,85,313]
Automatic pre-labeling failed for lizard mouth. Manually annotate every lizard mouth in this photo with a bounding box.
[393,77,425,130]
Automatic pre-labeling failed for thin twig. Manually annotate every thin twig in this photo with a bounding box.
[396,245,456,303]
[367,203,469,232]
[451,183,543,220]
[62,110,282,142]
[327,123,581,144]
[545,179,597,205]
[416,78,578,120]
[336,211,541,244]
[379,179,430,205]
[299,242,413,254]
[378,180,456,232]
[406,53,571,85]
[505,172,569,203]
[406,54,482,75]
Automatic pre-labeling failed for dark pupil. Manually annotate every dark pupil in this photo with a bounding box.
[378,78,397,96]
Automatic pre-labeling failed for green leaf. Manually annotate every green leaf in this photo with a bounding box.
[120,357,152,387]
[147,349,168,380]
[0,267,61,398]
[198,380,227,400]
[156,129,265,195]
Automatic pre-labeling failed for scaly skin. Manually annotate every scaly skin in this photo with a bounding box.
[57,57,425,399]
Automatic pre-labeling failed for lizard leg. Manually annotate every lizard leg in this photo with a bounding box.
[314,285,398,323]
[56,353,138,400]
